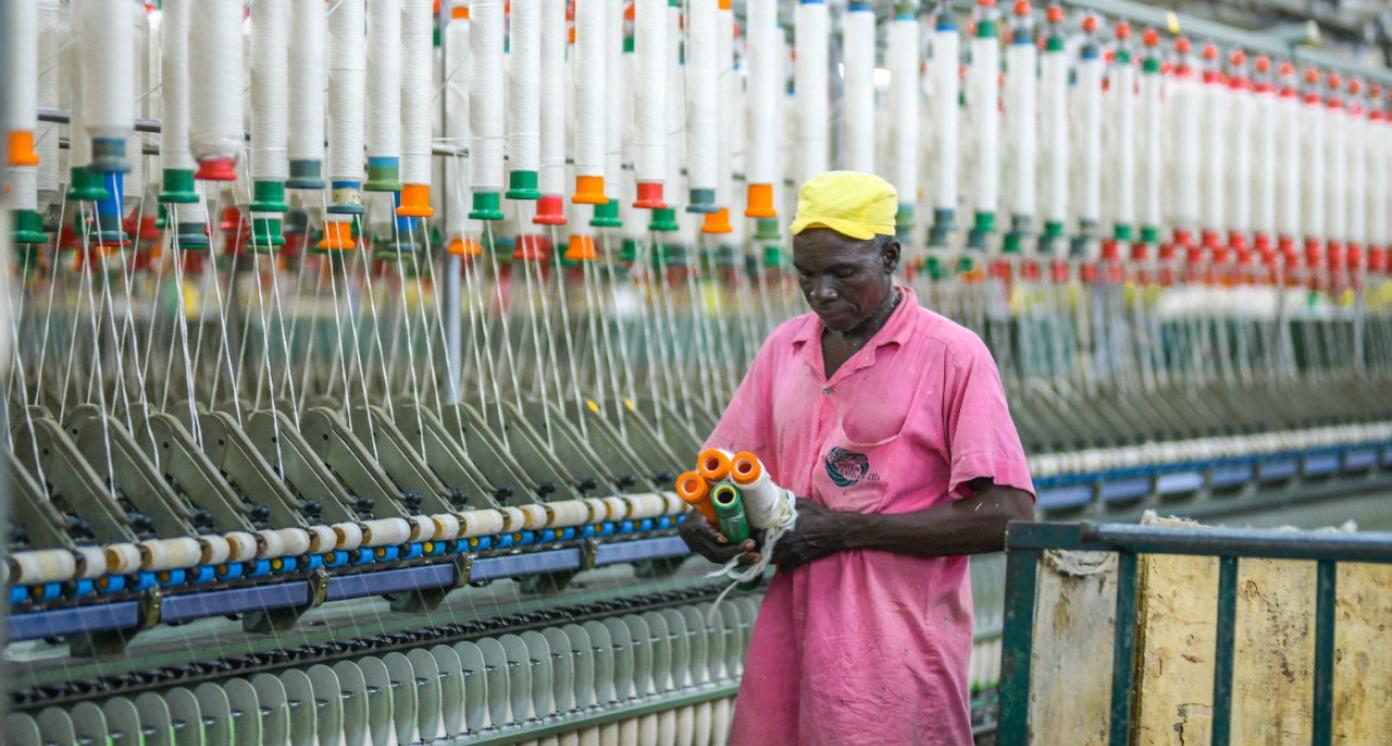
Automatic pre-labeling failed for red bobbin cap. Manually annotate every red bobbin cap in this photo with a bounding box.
[1045,3,1063,24]
[1142,28,1159,48]
[633,181,667,210]
[1201,42,1218,61]
[1174,37,1191,55]
[1013,0,1031,17]
[1081,13,1097,33]
[533,194,567,225]
[196,157,238,182]
[1254,56,1271,74]
[1114,21,1131,40]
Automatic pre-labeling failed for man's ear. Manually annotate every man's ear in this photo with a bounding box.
[880,237,901,273]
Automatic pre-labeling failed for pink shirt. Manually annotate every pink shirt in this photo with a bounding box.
[703,287,1034,746]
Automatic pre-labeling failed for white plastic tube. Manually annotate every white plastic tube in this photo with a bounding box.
[932,18,961,220]
[570,0,606,198]
[1114,56,1137,235]
[1326,93,1348,245]
[685,0,720,200]
[78,0,134,161]
[328,0,366,187]
[1304,79,1325,242]
[1005,34,1036,224]
[189,0,243,170]
[795,0,829,185]
[1140,54,1163,237]
[506,0,541,184]
[469,0,505,192]
[1077,50,1103,234]
[366,0,402,167]
[1041,38,1067,237]
[289,0,326,176]
[1256,70,1278,239]
[1202,73,1227,237]
[969,22,1000,224]
[1373,111,1389,251]
[842,4,876,174]
[250,0,289,181]
[715,1,736,208]
[664,1,685,204]
[746,0,781,187]
[125,5,148,198]
[1349,95,1367,249]
[1278,70,1301,242]
[1172,67,1201,232]
[1229,72,1252,237]
[538,0,567,197]
[633,0,667,186]
[400,0,434,187]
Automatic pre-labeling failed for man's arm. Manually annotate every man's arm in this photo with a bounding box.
[771,478,1034,571]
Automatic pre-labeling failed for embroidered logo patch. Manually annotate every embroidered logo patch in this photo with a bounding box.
[825,447,870,488]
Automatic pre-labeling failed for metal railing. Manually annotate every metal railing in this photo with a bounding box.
[997,520,1392,745]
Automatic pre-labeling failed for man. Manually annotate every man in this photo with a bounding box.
[680,171,1035,745]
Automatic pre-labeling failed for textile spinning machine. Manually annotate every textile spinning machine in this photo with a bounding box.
[2,0,1392,742]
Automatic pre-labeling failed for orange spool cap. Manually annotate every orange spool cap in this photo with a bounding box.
[702,207,733,235]
[564,234,598,262]
[572,174,608,205]
[396,183,434,218]
[318,221,356,251]
[6,131,40,167]
[676,470,718,524]
[447,236,483,256]
[745,183,777,219]
[696,448,733,482]
[729,452,763,485]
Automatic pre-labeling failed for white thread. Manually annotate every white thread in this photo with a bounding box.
[74,546,108,579]
[890,15,921,217]
[1230,77,1252,235]
[459,509,505,538]
[544,500,591,528]
[305,525,337,553]
[604,0,625,195]
[251,0,290,181]
[715,2,735,205]
[1254,78,1276,236]
[470,0,505,190]
[1350,102,1367,247]
[1278,80,1302,240]
[745,0,779,186]
[933,21,960,216]
[289,0,327,166]
[538,0,567,195]
[1004,36,1035,223]
[1114,57,1136,231]
[37,0,63,193]
[139,537,203,571]
[223,532,259,562]
[1173,68,1201,230]
[331,521,365,550]
[365,0,402,166]
[571,0,605,182]
[189,0,244,165]
[665,0,686,198]
[362,517,412,547]
[632,0,666,183]
[431,513,462,541]
[1203,73,1227,234]
[8,549,78,585]
[5,0,38,143]
[1304,85,1325,239]
[1373,114,1389,248]
[1077,53,1102,233]
[1140,58,1163,233]
[1326,98,1348,243]
[66,1,92,168]
[444,9,473,232]
[126,4,148,197]
[78,0,134,147]
[685,0,719,196]
[841,6,875,174]
[159,0,195,172]
[328,0,366,182]
[506,0,541,179]
[104,543,143,574]
[970,23,999,219]
[400,0,433,184]
[795,1,829,185]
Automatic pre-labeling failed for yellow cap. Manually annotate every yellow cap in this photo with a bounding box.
[789,170,898,241]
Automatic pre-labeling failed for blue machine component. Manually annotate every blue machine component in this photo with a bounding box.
[10,586,29,606]
[247,559,272,578]
[98,575,127,594]
[158,569,188,588]
[72,579,96,598]
[581,525,598,539]
[497,533,515,550]
[619,520,636,534]
[191,566,217,585]
[305,554,326,571]
[354,548,374,565]
[131,572,157,592]
[638,518,655,532]
[403,543,424,560]
[217,563,244,580]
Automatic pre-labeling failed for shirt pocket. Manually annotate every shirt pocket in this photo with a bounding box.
[811,417,903,514]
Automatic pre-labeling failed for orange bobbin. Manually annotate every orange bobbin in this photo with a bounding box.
[572,174,608,205]
[696,448,732,482]
[729,452,763,485]
[744,183,777,219]
[702,207,733,234]
[6,131,39,167]
[396,184,434,218]
[564,234,598,262]
[447,236,483,255]
[676,470,717,524]
[318,221,356,251]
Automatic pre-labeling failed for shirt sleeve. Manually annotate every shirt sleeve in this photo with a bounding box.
[701,336,779,475]
[942,336,1036,500]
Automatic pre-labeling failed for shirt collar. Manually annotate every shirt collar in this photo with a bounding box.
[791,285,918,349]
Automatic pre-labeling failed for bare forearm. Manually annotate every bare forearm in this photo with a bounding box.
[838,486,1034,557]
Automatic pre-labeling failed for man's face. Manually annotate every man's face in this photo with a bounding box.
[792,228,899,333]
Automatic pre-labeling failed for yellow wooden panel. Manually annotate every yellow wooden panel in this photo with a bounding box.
[1229,559,1315,745]
[1333,563,1392,745]
[1028,550,1116,746]
[1132,552,1219,746]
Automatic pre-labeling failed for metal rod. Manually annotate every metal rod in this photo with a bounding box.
[1211,555,1239,746]
[1077,521,1392,563]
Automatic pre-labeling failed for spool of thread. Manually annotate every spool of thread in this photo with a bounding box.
[399,0,434,211]
[794,0,829,185]
[138,537,204,572]
[78,0,134,172]
[504,0,541,200]
[696,448,733,483]
[75,546,108,579]
[932,15,962,234]
[198,535,232,566]
[601,496,630,521]
[1277,63,1302,244]
[288,0,326,188]
[729,452,796,530]
[254,530,287,559]
[444,5,474,234]
[841,3,876,174]
[105,543,143,575]
[709,483,751,543]
[125,5,148,198]
[332,522,366,551]
[676,470,717,524]
[744,0,780,217]
[431,513,462,541]
[327,0,366,210]
[582,497,612,522]
[250,0,289,182]
[661,492,686,516]
[603,0,625,204]
[1040,20,1068,247]
[306,525,338,554]
[224,532,260,562]
[188,0,243,180]
[3,0,39,167]
[265,528,312,557]
[518,504,550,530]
[36,0,62,194]
[626,493,667,520]
[684,0,719,212]
[469,0,506,208]
[571,0,607,204]
[889,10,921,229]
[365,0,402,191]
[8,549,78,585]
[408,514,437,542]
[362,518,412,547]
[536,0,567,216]
[498,506,527,532]
[632,0,667,206]
[459,509,506,538]
[544,500,591,528]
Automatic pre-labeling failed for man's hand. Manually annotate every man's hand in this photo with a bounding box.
[772,498,854,571]
[679,513,759,566]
